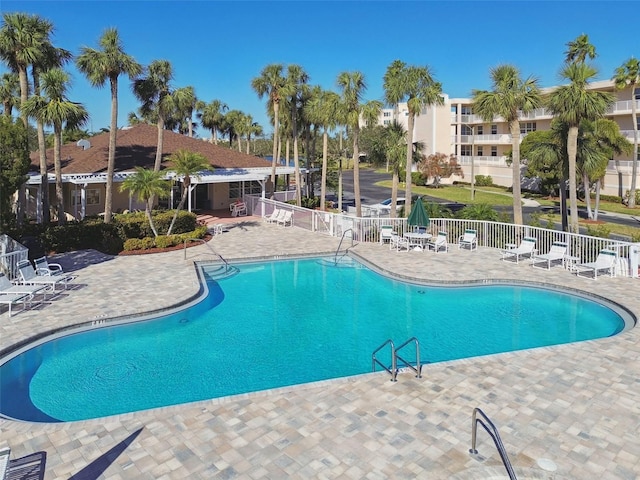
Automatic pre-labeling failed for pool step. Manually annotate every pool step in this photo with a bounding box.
[202,265,239,281]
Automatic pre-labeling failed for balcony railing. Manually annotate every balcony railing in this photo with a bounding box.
[607,99,640,115]
[457,155,509,166]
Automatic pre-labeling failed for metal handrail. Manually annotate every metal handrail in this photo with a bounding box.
[395,337,422,378]
[334,228,355,265]
[371,339,397,382]
[183,238,229,271]
[469,407,517,480]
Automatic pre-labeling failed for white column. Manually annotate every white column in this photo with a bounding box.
[80,184,87,220]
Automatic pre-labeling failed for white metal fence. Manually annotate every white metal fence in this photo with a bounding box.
[246,195,640,279]
[0,235,29,281]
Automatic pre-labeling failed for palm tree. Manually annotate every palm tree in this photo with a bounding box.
[252,64,286,188]
[120,167,169,237]
[171,85,197,137]
[547,61,615,232]
[384,121,408,218]
[304,88,341,210]
[166,149,212,235]
[76,27,142,224]
[472,65,541,225]
[284,64,309,205]
[383,60,444,214]
[133,59,174,172]
[0,72,19,116]
[337,71,382,217]
[565,34,597,64]
[198,99,227,144]
[21,68,88,225]
[613,57,640,207]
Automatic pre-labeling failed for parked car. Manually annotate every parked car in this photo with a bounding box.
[368,197,406,215]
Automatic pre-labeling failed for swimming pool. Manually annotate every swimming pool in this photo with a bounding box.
[0,257,629,422]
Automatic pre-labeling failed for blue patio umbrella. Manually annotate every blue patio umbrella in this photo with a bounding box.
[407,197,430,228]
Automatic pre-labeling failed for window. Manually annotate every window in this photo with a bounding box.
[229,181,261,200]
[461,125,473,135]
[491,124,497,134]
[476,125,483,135]
[71,188,100,206]
[461,145,472,156]
[491,146,497,157]
[476,146,483,156]
[383,120,390,125]
[520,122,536,134]
[383,111,391,117]
[461,106,473,115]
[635,88,640,100]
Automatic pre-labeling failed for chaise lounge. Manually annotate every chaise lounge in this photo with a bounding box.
[531,241,568,269]
[575,249,617,280]
[501,237,537,263]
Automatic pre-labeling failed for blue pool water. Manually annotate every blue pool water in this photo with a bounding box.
[0,257,627,422]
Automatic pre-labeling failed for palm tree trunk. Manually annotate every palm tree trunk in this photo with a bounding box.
[509,121,523,225]
[629,87,638,208]
[320,129,328,210]
[17,66,29,226]
[167,179,189,236]
[270,103,279,187]
[146,205,158,237]
[105,77,118,224]
[594,179,602,221]
[391,170,399,219]
[567,126,580,233]
[150,117,165,210]
[353,127,361,217]
[294,135,301,205]
[405,113,415,214]
[33,70,50,224]
[583,171,593,219]
[54,126,65,225]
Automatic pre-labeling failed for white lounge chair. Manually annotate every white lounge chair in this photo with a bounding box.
[379,225,394,244]
[458,229,477,251]
[0,446,9,479]
[501,237,537,263]
[17,259,71,292]
[264,209,281,223]
[34,256,65,276]
[427,231,448,253]
[0,272,48,300]
[389,233,410,252]
[531,241,568,269]
[277,210,293,227]
[0,291,31,316]
[575,249,617,280]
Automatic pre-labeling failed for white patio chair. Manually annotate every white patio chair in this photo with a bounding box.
[264,209,281,223]
[17,259,70,292]
[34,256,65,276]
[458,229,477,251]
[389,233,410,252]
[379,225,394,244]
[531,241,568,269]
[277,210,293,227]
[575,249,617,280]
[0,291,31,316]
[0,272,48,300]
[427,231,449,253]
[501,237,537,263]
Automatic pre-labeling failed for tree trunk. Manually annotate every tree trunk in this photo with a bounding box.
[270,102,279,187]
[594,179,601,221]
[104,77,119,224]
[567,125,580,233]
[167,178,189,236]
[17,66,29,226]
[33,71,50,224]
[583,171,593,219]
[353,127,361,217]
[560,174,568,232]
[391,170,399,219]
[294,135,301,205]
[146,206,158,237]
[320,130,328,211]
[509,121,523,225]
[405,113,415,215]
[54,126,65,225]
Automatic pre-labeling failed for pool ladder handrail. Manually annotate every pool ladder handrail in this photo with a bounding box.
[183,238,230,271]
[469,407,518,480]
[371,337,422,382]
[334,228,355,265]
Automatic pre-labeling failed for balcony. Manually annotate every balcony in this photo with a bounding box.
[607,99,640,115]
[620,130,639,141]
[457,155,509,166]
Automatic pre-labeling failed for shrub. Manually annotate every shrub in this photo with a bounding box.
[300,196,320,209]
[123,237,155,251]
[412,172,426,186]
[586,225,611,239]
[623,190,640,206]
[456,203,500,221]
[474,175,493,187]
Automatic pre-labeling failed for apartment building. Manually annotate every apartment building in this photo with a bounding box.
[377,80,640,198]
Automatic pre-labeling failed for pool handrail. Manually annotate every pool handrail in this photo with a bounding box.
[469,407,518,480]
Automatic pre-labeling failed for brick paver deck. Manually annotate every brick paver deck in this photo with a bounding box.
[1,219,639,479]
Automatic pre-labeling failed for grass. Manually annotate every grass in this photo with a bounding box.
[376,180,515,206]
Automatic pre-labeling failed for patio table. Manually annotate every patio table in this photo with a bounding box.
[403,232,432,249]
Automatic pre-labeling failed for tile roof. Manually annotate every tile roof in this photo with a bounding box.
[29,123,271,175]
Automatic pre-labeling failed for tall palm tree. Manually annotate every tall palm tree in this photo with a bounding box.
[613,57,640,207]
[472,65,541,225]
[304,88,340,210]
[384,121,408,218]
[76,27,142,224]
[284,64,309,205]
[0,72,19,116]
[337,71,382,217]
[252,64,286,188]
[198,99,228,144]
[383,60,443,214]
[21,68,88,225]
[171,85,197,137]
[565,34,597,64]
[120,167,169,237]
[133,59,174,172]
[0,12,53,225]
[166,149,212,235]
[547,61,615,233]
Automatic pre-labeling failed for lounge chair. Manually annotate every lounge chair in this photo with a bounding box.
[0,272,48,300]
[501,237,537,263]
[458,229,478,251]
[17,260,70,292]
[34,256,65,276]
[379,225,394,244]
[531,241,568,269]
[0,446,9,479]
[277,210,293,227]
[575,249,617,280]
[0,291,31,316]
[264,209,281,223]
[389,233,410,252]
[427,231,448,253]
[5,451,47,480]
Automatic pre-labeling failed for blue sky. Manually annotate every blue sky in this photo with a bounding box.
[2,1,636,137]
